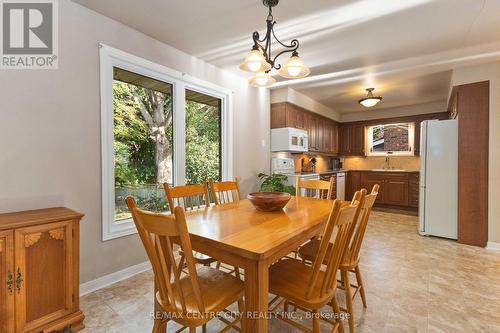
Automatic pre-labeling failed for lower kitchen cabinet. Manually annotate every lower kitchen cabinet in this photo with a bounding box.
[346,171,361,200]
[383,174,409,206]
[346,171,417,209]
[409,173,420,207]
[0,208,84,333]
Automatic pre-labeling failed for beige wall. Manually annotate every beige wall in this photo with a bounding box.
[340,100,447,122]
[0,0,270,283]
[450,62,500,245]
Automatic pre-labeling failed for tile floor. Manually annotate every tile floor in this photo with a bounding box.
[80,211,500,333]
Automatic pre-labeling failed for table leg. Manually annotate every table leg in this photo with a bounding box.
[242,259,269,333]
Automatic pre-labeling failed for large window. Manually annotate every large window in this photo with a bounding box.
[100,45,232,240]
[185,90,222,184]
[113,68,173,222]
[366,123,414,156]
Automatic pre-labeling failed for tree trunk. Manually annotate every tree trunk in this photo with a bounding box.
[133,89,173,184]
[152,126,172,184]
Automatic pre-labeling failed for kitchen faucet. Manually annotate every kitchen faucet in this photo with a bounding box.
[384,156,391,170]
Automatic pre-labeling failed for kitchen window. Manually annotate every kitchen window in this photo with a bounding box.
[366,123,414,156]
[100,45,233,240]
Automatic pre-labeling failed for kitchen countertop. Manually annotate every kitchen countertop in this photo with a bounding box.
[349,169,419,173]
[296,170,347,175]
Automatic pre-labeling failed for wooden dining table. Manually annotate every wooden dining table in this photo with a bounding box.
[164,196,336,333]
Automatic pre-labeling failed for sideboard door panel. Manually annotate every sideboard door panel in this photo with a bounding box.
[0,231,15,333]
[14,221,74,332]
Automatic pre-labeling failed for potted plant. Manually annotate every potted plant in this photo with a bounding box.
[257,173,296,195]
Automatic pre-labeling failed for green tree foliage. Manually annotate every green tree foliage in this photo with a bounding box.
[113,81,156,186]
[185,101,221,184]
[112,80,221,217]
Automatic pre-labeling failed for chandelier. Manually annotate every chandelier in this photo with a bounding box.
[240,0,310,87]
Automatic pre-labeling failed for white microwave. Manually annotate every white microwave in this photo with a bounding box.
[271,127,308,152]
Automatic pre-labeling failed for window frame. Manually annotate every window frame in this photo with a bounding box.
[366,122,415,157]
[100,44,233,241]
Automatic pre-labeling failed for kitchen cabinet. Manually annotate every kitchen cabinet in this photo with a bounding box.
[409,173,419,207]
[330,122,339,154]
[339,124,365,156]
[361,172,388,203]
[307,114,320,152]
[0,208,85,333]
[271,102,340,154]
[351,125,366,156]
[271,103,447,157]
[383,173,409,206]
[414,121,422,156]
[346,171,417,209]
[271,102,306,130]
[286,104,306,130]
[339,126,351,155]
[450,81,489,247]
[346,171,362,201]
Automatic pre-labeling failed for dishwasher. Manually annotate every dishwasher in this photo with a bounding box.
[336,173,346,200]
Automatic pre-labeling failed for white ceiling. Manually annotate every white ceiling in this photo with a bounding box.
[74,0,500,113]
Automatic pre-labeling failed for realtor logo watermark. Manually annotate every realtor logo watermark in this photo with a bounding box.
[1,0,58,69]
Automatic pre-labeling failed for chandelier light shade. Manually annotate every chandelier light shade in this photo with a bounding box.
[240,0,310,87]
[358,88,383,107]
[239,48,272,73]
[249,71,276,87]
[278,52,311,78]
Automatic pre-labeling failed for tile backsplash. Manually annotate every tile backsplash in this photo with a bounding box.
[271,152,420,172]
[343,156,420,171]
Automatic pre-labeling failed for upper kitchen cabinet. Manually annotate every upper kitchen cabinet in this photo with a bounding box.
[271,102,306,130]
[339,124,365,156]
[271,102,339,154]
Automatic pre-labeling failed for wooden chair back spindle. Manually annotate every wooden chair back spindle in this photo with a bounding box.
[163,183,210,212]
[295,177,334,199]
[306,190,364,300]
[344,184,379,266]
[126,197,205,315]
[209,179,241,205]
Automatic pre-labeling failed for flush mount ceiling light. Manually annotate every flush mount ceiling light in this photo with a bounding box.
[358,88,382,107]
[240,0,310,87]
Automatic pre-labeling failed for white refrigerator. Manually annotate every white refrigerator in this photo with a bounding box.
[419,119,458,239]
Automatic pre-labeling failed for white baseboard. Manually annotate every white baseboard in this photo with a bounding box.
[80,261,151,296]
[486,241,500,251]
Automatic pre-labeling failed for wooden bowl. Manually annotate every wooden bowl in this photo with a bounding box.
[247,192,291,212]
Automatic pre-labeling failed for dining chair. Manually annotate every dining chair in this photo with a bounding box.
[296,176,335,199]
[209,179,241,205]
[126,197,245,333]
[163,183,215,271]
[268,190,364,333]
[209,179,242,279]
[290,176,335,260]
[298,184,379,333]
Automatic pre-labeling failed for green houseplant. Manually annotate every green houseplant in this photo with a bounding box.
[258,173,296,195]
